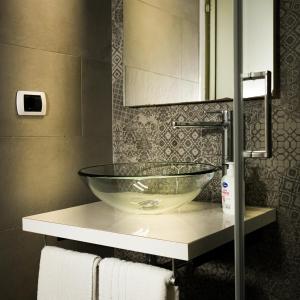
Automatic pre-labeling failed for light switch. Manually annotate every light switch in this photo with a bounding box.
[16,91,47,116]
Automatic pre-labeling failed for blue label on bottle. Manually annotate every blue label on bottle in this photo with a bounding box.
[223,182,228,188]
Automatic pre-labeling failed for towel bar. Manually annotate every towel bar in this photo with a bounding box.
[146,255,177,286]
[168,259,177,286]
[42,234,220,287]
[43,235,47,246]
[146,244,232,286]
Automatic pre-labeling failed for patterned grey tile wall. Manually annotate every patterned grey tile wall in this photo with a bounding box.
[112,0,300,299]
[112,0,300,300]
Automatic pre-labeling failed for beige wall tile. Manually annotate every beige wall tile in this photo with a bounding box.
[124,0,181,78]
[0,229,113,299]
[0,0,111,60]
[141,0,199,23]
[0,136,112,230]
[0,1,113,299]
[0,44,81,137]
[216,0,234,99]
[125,66,200,106]
[82,59,112,137]
[181,20,200,82]
[0,229,43,299]
[124,0,201,106]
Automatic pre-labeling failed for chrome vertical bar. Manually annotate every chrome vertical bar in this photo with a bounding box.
[264,71,272,157]
[233,0,245,299]
[243,71,272,158]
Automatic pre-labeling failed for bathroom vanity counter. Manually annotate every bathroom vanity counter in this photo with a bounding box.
[23,201,276,260]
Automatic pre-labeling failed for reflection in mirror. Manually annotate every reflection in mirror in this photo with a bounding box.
[243,0,274,98]
[217,0,275,99]
[123,0,275,107]
[124,0,215,106]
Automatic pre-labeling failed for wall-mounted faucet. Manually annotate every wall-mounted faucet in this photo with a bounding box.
[172,110,233,175]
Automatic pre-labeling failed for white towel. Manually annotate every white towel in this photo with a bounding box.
[99,257,179,300]
[37,246,101,300]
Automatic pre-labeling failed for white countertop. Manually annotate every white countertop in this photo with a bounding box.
[23,201,276,261]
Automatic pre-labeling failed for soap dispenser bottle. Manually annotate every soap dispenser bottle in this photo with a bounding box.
[221,162,235,215]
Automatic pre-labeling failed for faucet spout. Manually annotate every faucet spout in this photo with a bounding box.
[172,121,229,129]
[172,110,234,175]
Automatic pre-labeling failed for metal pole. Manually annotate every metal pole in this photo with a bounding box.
[233,0,245,299]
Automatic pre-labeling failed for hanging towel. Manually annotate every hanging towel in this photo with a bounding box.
[99,257,179,300]
[37,246,101,300]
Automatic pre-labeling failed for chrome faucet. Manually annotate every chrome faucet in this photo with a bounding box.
[172,110,233,175]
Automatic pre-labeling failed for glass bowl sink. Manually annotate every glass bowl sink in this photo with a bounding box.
[79,162,219,214]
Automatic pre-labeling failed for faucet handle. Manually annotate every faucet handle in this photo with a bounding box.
[207,110,230,121]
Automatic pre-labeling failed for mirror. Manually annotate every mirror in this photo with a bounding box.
[217,0,276,99]
[123,0,276,107]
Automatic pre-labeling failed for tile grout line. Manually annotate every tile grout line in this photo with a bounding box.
[0,41,81,59]
[0,135,113,139]
[0,41,109,64]
[80,56,84,137]
[0,226,21,233]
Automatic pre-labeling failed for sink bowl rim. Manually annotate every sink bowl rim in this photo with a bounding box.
[78,162,220,178]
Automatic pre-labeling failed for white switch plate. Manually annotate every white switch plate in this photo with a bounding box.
[16,91,47,116]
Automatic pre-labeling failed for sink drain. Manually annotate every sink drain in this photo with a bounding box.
[138,200,160,209]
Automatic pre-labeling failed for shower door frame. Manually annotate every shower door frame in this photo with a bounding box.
[233,0,245,299]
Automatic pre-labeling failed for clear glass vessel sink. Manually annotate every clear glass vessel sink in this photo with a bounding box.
[79,162,218,214]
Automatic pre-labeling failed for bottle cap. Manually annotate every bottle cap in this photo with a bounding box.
[226,162,234,176]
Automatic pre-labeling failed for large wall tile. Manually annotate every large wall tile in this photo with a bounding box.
[141,0,199,22]
[181,19,199,82]
[0,0,111,61]
[0,136,112,231]
[0,229,44,299]
[123,0,200,105]
[0,44,81,137]
[0,1,113,299]
[0,229,114,300]
[125,66,200,106]
[124,0,181,77]
[82,59,112,137]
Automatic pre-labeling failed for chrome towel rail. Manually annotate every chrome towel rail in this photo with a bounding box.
[243,71,272,158]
